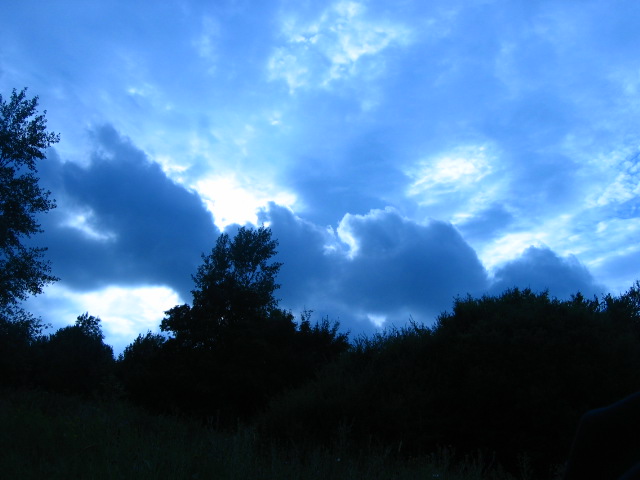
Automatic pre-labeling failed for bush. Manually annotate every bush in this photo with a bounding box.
[260,286,640,476]
[0,312,45,387]
[117,311,350,426]
[34,314,115,397]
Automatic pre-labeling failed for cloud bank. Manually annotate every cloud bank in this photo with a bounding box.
[37,125,218,300]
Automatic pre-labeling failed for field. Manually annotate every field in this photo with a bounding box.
[0,388,550,480]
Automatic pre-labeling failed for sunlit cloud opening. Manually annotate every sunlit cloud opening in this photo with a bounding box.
[407,145,493,200]
[28,284,181,354]
[79,286,180,342]
[481,233,549,274]
[336,214,360,259]
[61,208,117,242]
[367,313,386,328]
[195,174,297,229]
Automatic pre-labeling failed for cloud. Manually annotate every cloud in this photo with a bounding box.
[404,144,505,221]
[489,246,605,299]
[37,125,218,300]
[26,284,180,355]
[284,129,410,226]
[592,151,640,209]
[268,1,412,92]
[259,203,341,309]
[262,204,488,330]
[6,0,639,349]
[336,207,488,319]
[590,247,640,295]
[195,173,297,229]
[194,16,221,73]
[263,204,609,329]
[456,203,514,242]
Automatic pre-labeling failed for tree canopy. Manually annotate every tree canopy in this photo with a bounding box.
[0,88,59,320]
[260,284,640,476]
[161,225,283,349]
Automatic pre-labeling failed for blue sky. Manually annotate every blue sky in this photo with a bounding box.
[2,0,639,352]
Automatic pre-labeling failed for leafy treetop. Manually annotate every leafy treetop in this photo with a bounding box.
[0,88,59,318]
[161,226,283,348]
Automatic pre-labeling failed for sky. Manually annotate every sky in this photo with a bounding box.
[1,0,639,353]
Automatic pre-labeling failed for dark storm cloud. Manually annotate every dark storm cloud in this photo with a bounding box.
[258,203,337,304]
[337,208,488,320]
[38,125,218,300]
[262,204,488,330]
[258,203,364,332]
[489,246,605,299]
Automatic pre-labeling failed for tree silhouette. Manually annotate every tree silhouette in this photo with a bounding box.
[260,285,640,476]
[161,225,283,349]
[0,309,46,387]
[139,226,350,423]
[0,88,59,321]
[116,331,168,410]
[35,313,115,396]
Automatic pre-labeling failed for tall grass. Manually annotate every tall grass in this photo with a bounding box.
[0,388,548,479]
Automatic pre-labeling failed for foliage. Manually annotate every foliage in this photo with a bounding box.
[0,88,59,320]
[161,225,283,349]
[75,311,106,340]
[116,331,169,410]
[122,227,349,424]
[129,310,349,423]
[0,311,47,387]
[290,309,350,383]
[34,313,115,397]
[260,286,640,477]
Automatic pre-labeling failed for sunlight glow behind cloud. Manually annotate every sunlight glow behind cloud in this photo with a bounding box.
[195,174,297,229]
[406,146,495,208]
[61,208,117,242]
[28,285,181,354]
[367,313,386,328]
[481,235,548,273]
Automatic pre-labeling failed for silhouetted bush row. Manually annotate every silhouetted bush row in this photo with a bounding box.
[258,284,640,476]
[0,312,115,397]
[116,310,350,425]
[3,283,639,476]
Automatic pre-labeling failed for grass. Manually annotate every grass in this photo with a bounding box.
[0,388,551,479]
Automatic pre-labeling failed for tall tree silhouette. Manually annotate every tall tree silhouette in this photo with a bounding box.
[161,225,283,349]
[145,226,348,422]
[0,88,58,388]
[157,226,296,420]
[0,88,59,320]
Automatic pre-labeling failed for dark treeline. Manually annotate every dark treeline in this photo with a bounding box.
[2,225,640,477]
[260,285,640,476]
